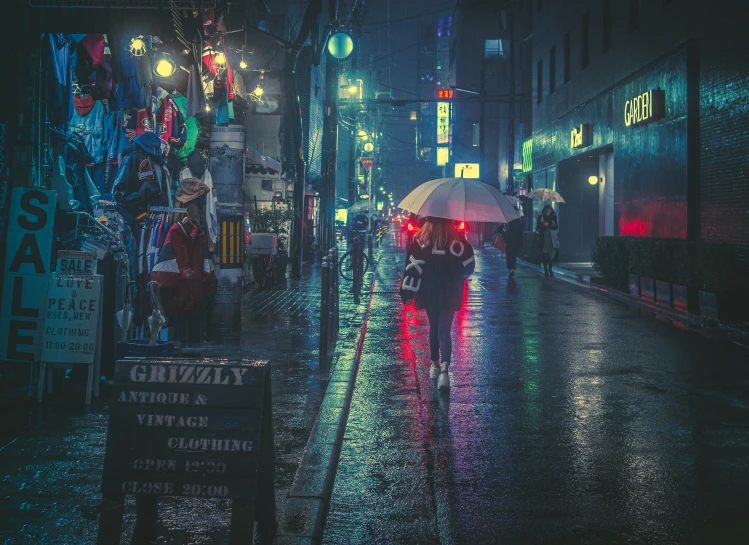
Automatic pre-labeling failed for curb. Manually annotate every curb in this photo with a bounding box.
[513,257,749,348]
[274,264,378,544]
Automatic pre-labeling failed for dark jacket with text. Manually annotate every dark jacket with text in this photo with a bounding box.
[400,239,475,313]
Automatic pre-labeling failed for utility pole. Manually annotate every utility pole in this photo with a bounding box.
[506,5,516,195]
[320,0,339,253]
[479,59,486,173]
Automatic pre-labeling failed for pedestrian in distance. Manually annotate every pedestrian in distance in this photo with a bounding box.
[400,217,476,391]
[500,211,523,277]
[536,204,558,277]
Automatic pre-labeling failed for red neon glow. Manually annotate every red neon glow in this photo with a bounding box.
[618,200,687,239]
[407,222,421,232]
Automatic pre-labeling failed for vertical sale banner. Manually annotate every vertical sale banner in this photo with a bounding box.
[0,189,56,362]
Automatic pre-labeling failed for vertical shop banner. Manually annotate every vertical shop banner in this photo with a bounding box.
[42,274,102,364]
[0,188,56,362]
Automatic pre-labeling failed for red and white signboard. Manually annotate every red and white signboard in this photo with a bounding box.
[359,157,375,172]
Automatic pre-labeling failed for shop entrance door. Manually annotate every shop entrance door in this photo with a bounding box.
[557,155,600,263]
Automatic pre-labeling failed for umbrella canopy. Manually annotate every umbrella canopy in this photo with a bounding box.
[397,177,519,223]
[505,196,524,217]
[526,188,566,203]
[347,201,377,215]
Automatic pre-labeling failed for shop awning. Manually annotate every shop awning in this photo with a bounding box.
[245,145,282,173]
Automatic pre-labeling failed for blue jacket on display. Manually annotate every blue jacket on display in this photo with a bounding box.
[69,99,110,163]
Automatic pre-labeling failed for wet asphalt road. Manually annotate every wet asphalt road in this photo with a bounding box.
[323,236,749,545]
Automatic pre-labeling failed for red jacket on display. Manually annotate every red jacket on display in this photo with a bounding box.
[150,222,217,318]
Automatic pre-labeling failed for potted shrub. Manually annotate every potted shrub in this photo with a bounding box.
[629,238,655,301]
[652,239,673,307]
[591,236,629,292]
[695,242,741,320]
[670,241,695,313]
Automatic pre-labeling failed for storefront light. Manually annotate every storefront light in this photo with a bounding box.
[252,72,265,97]
[214,52,227,67]
[153,56,176,77]
[129,36,147,57]
[588,175,600,185]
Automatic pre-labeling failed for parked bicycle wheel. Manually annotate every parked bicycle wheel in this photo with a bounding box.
[339,249,369,281]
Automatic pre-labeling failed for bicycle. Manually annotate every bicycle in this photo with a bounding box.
[374,225,388,247]
[339,234,370,281]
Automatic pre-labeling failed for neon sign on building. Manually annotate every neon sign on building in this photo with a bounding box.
[437,102,450,145]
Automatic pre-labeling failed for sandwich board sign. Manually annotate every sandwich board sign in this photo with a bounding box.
[98,358,276,544]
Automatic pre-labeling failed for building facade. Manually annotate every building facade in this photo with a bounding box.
[532,0,749,262]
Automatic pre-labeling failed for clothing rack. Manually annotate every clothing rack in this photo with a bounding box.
[149,206,187,214]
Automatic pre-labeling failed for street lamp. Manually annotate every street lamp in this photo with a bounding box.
[327,31,354,60]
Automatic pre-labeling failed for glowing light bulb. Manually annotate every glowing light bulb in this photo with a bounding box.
[129,36,146,57]
[253,85,264,97]
[239,59,248,69]
[205,104,211,112]
[214,52,226,66]
[347,84,358,94]
[154,57,176,77]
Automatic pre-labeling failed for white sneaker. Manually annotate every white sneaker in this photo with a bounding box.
[438,371,450,391]
[429,361,440,379]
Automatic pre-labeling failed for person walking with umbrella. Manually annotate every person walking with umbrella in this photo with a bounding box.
[399,217,476,391]
[536,204,559,277]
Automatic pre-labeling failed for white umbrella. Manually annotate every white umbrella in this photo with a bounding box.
[347,201,377,215]
[397,177,519,223]
[526,188,566,203]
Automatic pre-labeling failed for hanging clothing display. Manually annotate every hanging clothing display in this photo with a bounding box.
[187,64,206,116]
[154,93,187,156]
[45,33,74,128]
[58,133,101,214]
[112,132,171,222]
[180,153,217,250]
[40,28,230,354]
[151,221,216,318]
[172,94,200,160]
[112,35,145,110]
[69,98,109,163]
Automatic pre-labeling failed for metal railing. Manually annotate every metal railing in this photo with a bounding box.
[319,247,340,370]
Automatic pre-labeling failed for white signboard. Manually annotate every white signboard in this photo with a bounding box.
[57,250,97,275]
[42,274,103,364]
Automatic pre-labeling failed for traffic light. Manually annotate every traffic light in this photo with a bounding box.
[437,89,453,99]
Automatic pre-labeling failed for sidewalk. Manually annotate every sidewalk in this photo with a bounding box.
[0,252,371,544]
[507,250,749,347]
